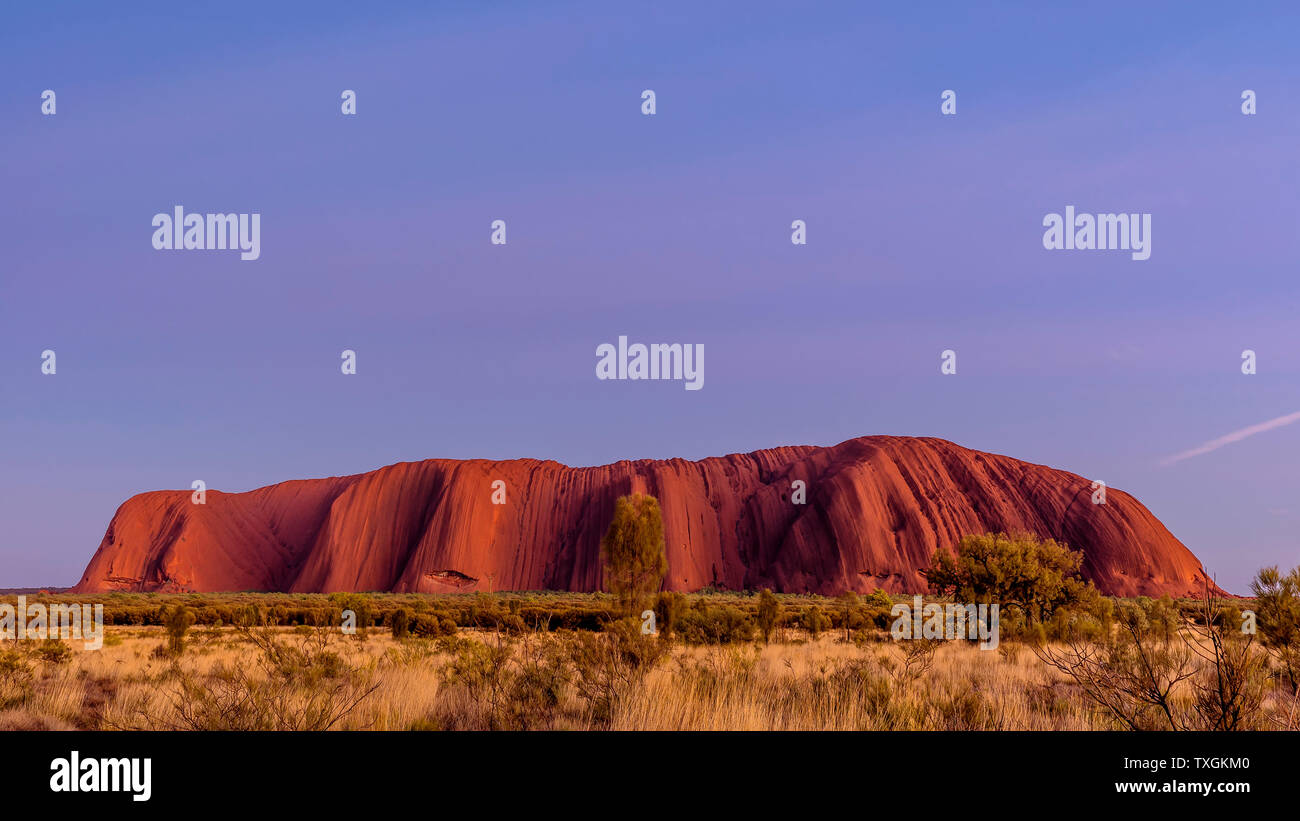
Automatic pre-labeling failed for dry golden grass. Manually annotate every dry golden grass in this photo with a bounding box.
[3,623,1295,731]
[609,635,1100,730]
[0,625,1123,731]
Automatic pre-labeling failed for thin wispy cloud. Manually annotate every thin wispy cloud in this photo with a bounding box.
[1162,410,1300,466]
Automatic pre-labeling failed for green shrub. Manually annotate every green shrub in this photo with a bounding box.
[390,608,410,639]
[652,592,686,639]
[677,603,754,645]
[865,588,893,609]
[802,605,830,639]
[565,618,666,725]
[33,640,73,665]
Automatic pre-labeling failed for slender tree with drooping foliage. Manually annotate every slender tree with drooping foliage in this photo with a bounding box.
[1251,564,1300,702]
[164,604,195,656]
[836,591,859,642]
[600,494,668,615]
[756,589,782,643]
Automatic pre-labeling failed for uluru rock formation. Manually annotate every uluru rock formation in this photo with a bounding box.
[73,436,1217,597]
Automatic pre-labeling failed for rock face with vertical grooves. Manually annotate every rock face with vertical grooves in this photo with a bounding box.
[71,436,1218,597]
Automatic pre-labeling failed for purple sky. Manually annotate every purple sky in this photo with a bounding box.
[2,2,1299,592]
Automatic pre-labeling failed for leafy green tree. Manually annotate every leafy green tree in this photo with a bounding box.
[756,589,781,643]
[923,531,1095,623]
[600,494,668,614]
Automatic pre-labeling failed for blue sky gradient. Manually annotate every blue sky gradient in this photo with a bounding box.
[2,1,1298,591]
